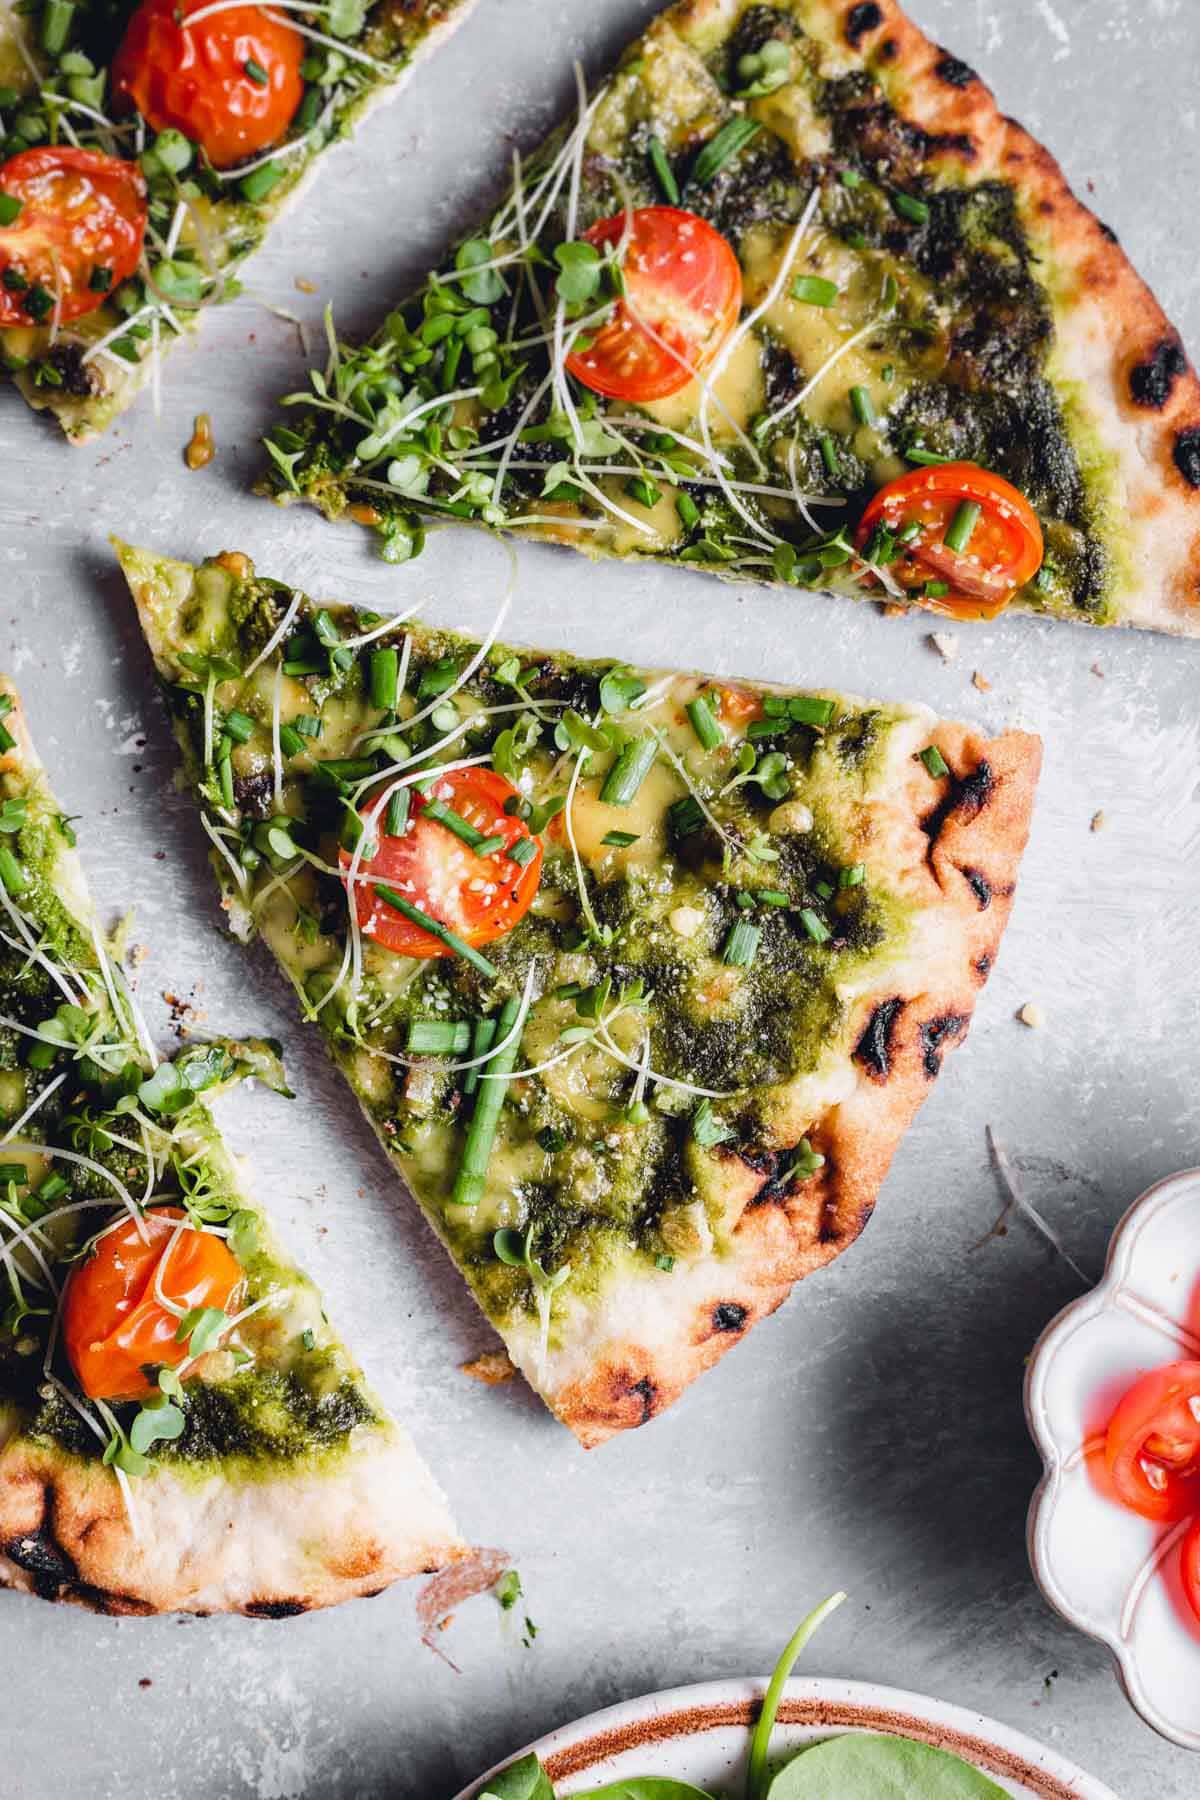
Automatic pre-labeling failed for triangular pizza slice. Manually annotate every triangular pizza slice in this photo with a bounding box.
[0,0,476,440]
[0,678,461,1612]
[119,540,1041,1445]
[262,0,1200,634]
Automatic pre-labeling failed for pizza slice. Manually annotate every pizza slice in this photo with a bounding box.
[0,679,462,1612]
[262,0,1200,635]
[0,0,476,441]
[118,540,1041,1446]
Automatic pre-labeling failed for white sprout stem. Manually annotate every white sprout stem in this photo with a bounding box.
[81,302,160,366]
[758,281,898,437]
[272,16,391,74]
[244,590,303,677]
[339,598,428,651]
[151,1219,191,1320]
[377,541,517,740]
[656,738,742,860]
[202,669,217,770]
[200,811,252,896]
[0,888,88,1005]
[114,963,160,1071]
[89,920,129,1044]
[562,748,606,944]
[271,661,285,812]
[489,369,553,507]
[0,1071,67,1146]
[173,1291,277,1384]
[595,1018,739,1100]
[353,385,484,470]
[5,1139,151,1243]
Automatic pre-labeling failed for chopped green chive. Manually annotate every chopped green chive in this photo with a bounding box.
[818,434,839,478]
[223,708,255,744]
[944,499,981,554]
[406,1019,472,1055]
[417,656,458,699]
[799,908,830,944]
[892,191,930,225]
[850,384,876,426]
[0,848,27,894]
[24,284,54,323]
[312,610,341,648]
[462,1016,497,1097]
[655,1253,675,1272]
[0,193,21,227]
[686,692,723,751]
[423,798,490,850]
[840,167,863,189]
[294,713,321,738]
[839,863,865,888]
[0,1162,27,1185]
[788,695,836,727]
[667,794,705,838]
[791,274,838,307]
[40,0,74,55]
[723,917,760,968]
[920,745,950,779]
[922,579,951,599]
[38,1173,69,1204]
[896,519,923,545]
[385,788,409,837]
[625,474,662,510]
[906,444,954,466]
[240,160,283,203]
[374,884,499,979]
[599,734,658,807]
[473,833,508,859]
[244,56,268,84]
[675,491,701,531]
[507,836,537,866]
[369,646,399,711]
[882,362,895,384]
[757,889,790,907]
[278,724,304,757]
[601,829,639,848]
[647,134,680,205]
[815,880,834,900]
[690,116,761,186]
[1033,562,1054,591]
[451,993,522,1206]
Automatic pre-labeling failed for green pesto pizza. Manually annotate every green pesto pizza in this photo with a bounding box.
[261,0,1200,634]
[119,540,1041,1446]
[0,0,476,441]
[0,679,461,1613]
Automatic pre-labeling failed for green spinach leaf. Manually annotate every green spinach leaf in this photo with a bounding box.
[766,1734,1007,1798]
[574,1780,716,1798]
[479,1752,555,1800]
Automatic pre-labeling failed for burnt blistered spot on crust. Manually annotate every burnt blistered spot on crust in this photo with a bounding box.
[712,1302,749,1334]
[1130,339,1188,410]
[975,951,993,978]
[628,1376,657,1425]
[877,36,898,61]
[244,1598,309,1619]
[1097,219,1119,245]
[845,2,883,46]
[935,53,976,87]
[4,1525,76,1600]
[920,1013,969,1078]
[922,759,995,862]
[37,343,100,399]
[960,866,992,909]
[854,996,904,1081]
[1173,427,1200,489]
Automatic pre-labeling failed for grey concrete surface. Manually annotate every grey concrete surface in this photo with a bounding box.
[2,0,1199,1794]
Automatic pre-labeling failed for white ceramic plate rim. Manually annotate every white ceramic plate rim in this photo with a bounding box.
[455,1675,1117,1799]
[1025,1166,1200,1751]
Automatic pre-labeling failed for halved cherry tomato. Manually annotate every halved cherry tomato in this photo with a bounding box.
[342,767,543,958]
[1181,1517,1200,1628]
[1104,1360,1200,1523]
[63,1206,243,1402]
[855,463,1044,621]
[717,685,762,725]
[0,148,146,328]
[565,205,742,404]
[113,0,304,172]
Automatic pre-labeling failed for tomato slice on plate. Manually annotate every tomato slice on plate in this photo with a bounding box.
[855,463,1044,620]
[0,148,146,328]
[1103,1360,1200,1522]
[1181,1516,1200,1627]
[565,205,743,404]
[343,767,543,958]
[63,1206,242,1401]
[113,0,304,171]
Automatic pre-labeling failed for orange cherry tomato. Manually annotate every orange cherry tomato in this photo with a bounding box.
[565,205,743,404]
[63,1206,243,1402]
[342,766,543,959]
[1181,1517,1200,1628]
[1104,1360,1200,1523]
[717,685,762,725]
[855,463,1044,621]
[0,148,147,327]
[113,0,304,172]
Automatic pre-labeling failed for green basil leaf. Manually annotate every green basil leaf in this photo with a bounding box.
[478,1752,555,1800]
[766,1734,1007,1798]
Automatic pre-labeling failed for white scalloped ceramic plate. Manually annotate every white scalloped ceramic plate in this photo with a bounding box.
[456,1677,1115,1798]
[1026,1167,1200,1750]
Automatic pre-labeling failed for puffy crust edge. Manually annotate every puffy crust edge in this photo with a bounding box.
[535,723,1041,1447]
[0,1428,464,1616]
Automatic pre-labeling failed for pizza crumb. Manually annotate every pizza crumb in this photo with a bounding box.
[461,1350,516,1385]
[294,276,317,294]
[1090,662,1104,679]
[184,413,214,471]
[668,904,705,938]
[881,602,907,619]
[1090,810,1106,833]
[972,669,992,692]
[1017,1002,1045,1029]
[928,631,959,661]
[138,1678,152,1689]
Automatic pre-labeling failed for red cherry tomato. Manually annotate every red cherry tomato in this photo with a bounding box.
[565,205,743,404]
[855,462,1044,620]
[342,767,543,958]
[0,148,147,327]
[1180,1517,1200,1628]
[63,1206,243,1402]
[1104,1360,1200,1523]
[113,0,304,172]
